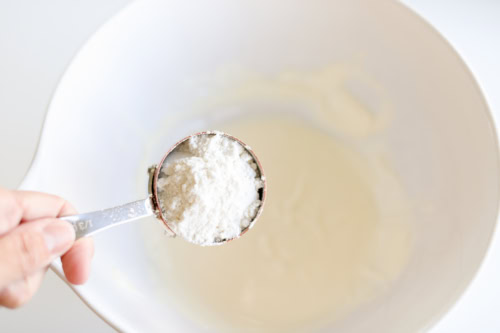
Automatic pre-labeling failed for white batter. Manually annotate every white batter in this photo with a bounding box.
[152,115,411,332]
[140,65,413,331]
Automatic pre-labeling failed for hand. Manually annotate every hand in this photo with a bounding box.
[0,188,94,308]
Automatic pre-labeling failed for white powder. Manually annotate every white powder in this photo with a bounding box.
[157,133,264,246]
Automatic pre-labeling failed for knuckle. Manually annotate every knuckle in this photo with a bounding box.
[0,195,22,231]
[13,232,49,278]
[0,287,29,309]
[5,202,22,224]
[47,194,69,216]
[48,193,63,204]
[5,294,26,309]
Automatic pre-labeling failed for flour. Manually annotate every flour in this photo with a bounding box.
[157,133,264,246]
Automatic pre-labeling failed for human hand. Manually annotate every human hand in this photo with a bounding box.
[0,188,94,308]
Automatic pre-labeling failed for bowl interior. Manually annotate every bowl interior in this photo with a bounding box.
[21,0,499,332]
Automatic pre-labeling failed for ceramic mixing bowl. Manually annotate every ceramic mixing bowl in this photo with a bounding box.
[20,0,499,332]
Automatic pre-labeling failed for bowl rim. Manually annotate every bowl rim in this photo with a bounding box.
[18,0,500,332]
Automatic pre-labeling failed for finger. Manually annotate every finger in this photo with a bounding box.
[0,268,46,309]
[0,188,23,235]
[61,237,94,285]
[0,218,75,287]
[11,191,77,222]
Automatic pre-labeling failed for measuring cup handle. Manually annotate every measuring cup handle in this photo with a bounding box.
[61,198,154,239]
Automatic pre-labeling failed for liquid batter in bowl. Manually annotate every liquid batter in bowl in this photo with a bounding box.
[149,115,413,332]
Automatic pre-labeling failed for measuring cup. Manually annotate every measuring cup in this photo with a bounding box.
[62,131,267,245]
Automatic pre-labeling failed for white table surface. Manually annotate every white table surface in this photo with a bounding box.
[1,1,499,332]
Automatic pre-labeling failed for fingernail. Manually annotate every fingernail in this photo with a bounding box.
[43,221,76,255]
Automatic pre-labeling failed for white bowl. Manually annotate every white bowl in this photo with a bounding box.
[21,0,499,332]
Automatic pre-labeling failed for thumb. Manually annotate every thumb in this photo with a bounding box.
[0,219,75,287]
